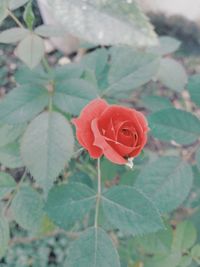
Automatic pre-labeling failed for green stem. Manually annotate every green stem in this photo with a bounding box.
[7,9,24,28]
[42,57,52,74]
[94,158,101,228]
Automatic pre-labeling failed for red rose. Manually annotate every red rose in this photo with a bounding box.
[72,98,148,165]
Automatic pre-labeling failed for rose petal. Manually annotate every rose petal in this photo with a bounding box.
[91,119,127,165]
[72,98,108,158]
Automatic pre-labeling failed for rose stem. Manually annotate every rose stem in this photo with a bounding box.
[94,158,101,228]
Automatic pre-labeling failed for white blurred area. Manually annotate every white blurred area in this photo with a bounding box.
[37,0,200,54]
[139,0,200,22]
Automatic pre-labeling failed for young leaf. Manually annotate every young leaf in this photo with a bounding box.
[9,0,29,10]
[15,33,45,69]
[49,0,158,47]
[0,85,49,124]
[34,25,65,37]
[0,142,24,168]
[157,58,187,92]
[104,47,160,96]
[147,36,181,56]
[188,74,200,107]
[0,215,10,259]
[135,156,193,213]
[149,108,200,145]
[67,227,120,267]
[45,183,96,229]
[0,172,16,200]
[11,186,44,232]
[0,28,29,43]
[102,185,163,235]
[21,112,74,193]
[23,0,35,30]
[53,79,98,115]
[172,221,197,251]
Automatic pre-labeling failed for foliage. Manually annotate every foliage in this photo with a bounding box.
[0,1,200,267]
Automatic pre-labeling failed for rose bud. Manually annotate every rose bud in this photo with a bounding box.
[72,98,148,166]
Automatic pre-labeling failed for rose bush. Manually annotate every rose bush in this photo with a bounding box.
[72,98,148,165]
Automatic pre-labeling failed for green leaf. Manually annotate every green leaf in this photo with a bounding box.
[49,0,158,48]
[104,47,160,96]
[0,172,16,200]
[11,186,44,232]
[135,156,193,213]
[188,74,200,107]
[157,58,187,92]
[145,252,181,267]
[147,36,181,55]
[0,85,48,124]
[0,124,26,147]
[45,183,96,229]
[0,28,29,43]
[0,215,10,259]
[173,221,197,251]
[15,66,50,86]
[0,0,8,25]
[21,112,74,193]
[35,25,65,37]
[9,0,29,10]
[141,95,173,112]
[54,64,83,82]
[191,244,200,259]
[135,224,173,254]
[178,255,192,267]
[67,227,120,267]
[195,147,200,171]
[15,33,45,69]
[53,79,98,115]
[0,142,24,168]
[102,185,163,235]
[149,108,200,145]
[23,0,35,30]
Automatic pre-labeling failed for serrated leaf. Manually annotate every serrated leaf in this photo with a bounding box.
[0,142,24,168]
[135,156,193,213]
[9,0,29,10]
[191,244,200,259]
[0,124,26,147]
[157,58,187,92]
[173,221,197,251]
[35,25,65,37]
[147,36,181,55]
[102,185,163,235]
[21,112,74,193]
[178,255,192,267]
[67,227,120,267]
[0,215,9,259]
[15,66,50,85]
[54,63,83,82]
[15,33,45,69]
[195,147,200,171]
[45,183,96,229]
[0,172,16,200]
[49,0,157,47]
[53,79,98,115]
[0,85,48,124]
[149,108,200,145]
[0,28,29,43]
[11,186,44,232]
[188,74,200,107]
[104,47,160,96]
[23,0,35,30]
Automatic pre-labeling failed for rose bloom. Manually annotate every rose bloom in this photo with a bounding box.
[72,98,148,165]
